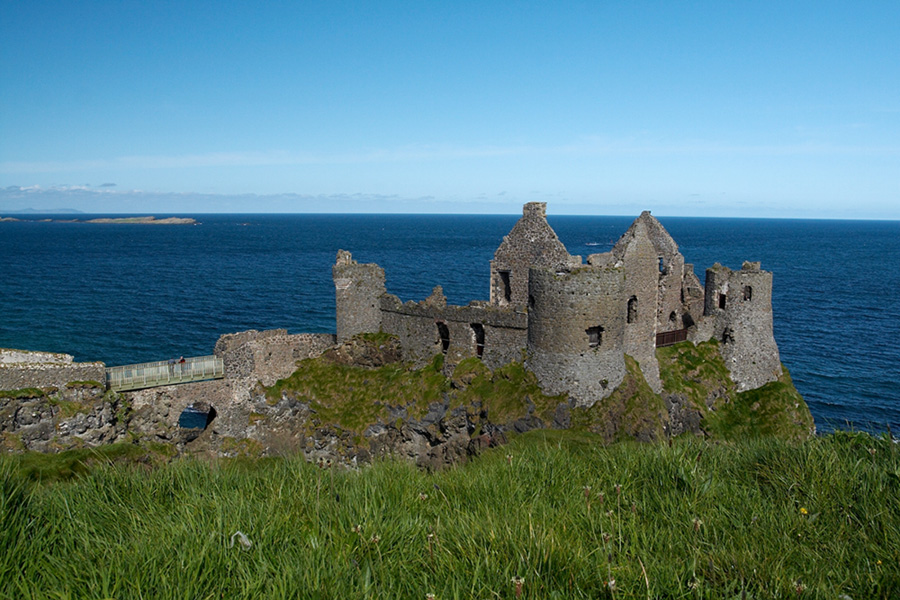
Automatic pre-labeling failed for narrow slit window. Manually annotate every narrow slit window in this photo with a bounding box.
[718,293,727,310]
[743,286,752,301]
[471,323,485,358]
[627,296,637,324]
[437,322,450,354]
[499,271,511,303]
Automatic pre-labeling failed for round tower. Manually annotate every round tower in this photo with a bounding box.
[526,266,627,407]
[332,250,386,343]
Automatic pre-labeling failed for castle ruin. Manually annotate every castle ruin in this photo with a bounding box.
[334,202,783,406]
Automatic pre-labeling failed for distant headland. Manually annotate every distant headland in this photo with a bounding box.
[0,215,197,225]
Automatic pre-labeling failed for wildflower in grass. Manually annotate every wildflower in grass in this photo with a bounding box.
[229,531,252,551]
[418,493,429,501]
[506,453,513,465]
[606,579,616,591]
[606,510,614,518]
[370,535,380,544]
[692,517,703,532]
[602,532,612,543]
[631,502,637,514]
[511,576,524,599]
[799,507,808,515]
[352,524,363,534]
[426,594,436,600]
[614,483,622,496]
[598,492,605,505]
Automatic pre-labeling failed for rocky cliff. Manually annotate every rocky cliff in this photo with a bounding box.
[0,334,814,467]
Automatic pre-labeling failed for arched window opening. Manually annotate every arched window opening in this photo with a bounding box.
[627,296,637,324]
[669,311,677,323]
[437,322,450,354]
[743,286,752,301]
[471,323,485,358]
[586,326,604,348]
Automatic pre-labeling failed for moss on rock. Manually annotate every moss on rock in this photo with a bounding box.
[657,339,813,441]
[570,355,667,443]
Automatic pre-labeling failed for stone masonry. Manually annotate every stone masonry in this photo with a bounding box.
[336,202,785,406]
[0,349,105,390]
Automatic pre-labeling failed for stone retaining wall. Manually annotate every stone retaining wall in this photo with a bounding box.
[0,349,106,391]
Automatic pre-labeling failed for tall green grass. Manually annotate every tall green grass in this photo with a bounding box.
[2,431,898,599]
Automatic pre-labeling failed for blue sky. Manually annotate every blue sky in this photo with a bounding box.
[1,1,898,218]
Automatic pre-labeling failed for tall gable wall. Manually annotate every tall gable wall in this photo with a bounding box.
[490,202,579,308]
[615,220,662,392]
[612,211,690,333]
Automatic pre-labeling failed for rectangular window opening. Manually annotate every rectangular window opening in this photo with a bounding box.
[586,326,603,348]
[499,271,511,303]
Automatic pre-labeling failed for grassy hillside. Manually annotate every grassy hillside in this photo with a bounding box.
[2,431,898,599]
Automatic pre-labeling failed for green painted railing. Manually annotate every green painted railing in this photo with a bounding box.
[106,355,224,392]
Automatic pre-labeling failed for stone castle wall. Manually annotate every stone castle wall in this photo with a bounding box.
[0,349,106,391]
[380,289,527,370]
[704,262,782,391]
[215,329,336,386]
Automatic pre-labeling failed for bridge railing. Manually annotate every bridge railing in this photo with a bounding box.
[106,355,224,392]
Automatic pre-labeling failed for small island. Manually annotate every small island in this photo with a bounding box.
[0,215,197,225]
[82,216,197,225]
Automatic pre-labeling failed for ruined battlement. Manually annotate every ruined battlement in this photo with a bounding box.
[335,203,784,405]
[214,329,336,386]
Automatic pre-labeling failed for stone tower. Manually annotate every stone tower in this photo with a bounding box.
[704,261,782,391]
[332,250,385,343]
[526,265,627,407]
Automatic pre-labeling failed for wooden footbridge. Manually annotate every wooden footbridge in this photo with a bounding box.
[106,355,224,392]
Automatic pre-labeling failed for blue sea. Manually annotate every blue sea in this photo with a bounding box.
[1,214,898,434]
